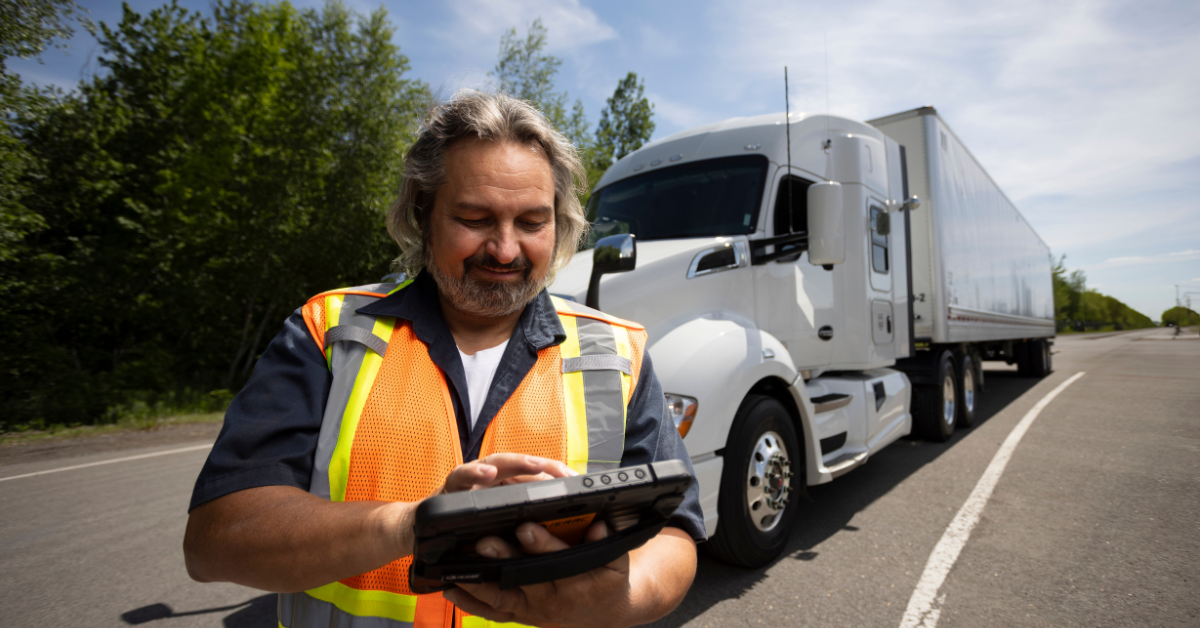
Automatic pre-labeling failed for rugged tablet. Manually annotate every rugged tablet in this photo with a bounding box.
[410,459,692,593]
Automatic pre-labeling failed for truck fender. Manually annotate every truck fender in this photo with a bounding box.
[648,315,799,458]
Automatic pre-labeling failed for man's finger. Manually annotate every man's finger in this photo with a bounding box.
[478,454,577,483]
[443,587,515,623]
[514,521,572,555]
[475,535,520,559]
[584,521,631,572]
[441,462,498,493]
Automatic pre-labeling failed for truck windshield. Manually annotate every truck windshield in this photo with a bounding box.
[584,155,768,247]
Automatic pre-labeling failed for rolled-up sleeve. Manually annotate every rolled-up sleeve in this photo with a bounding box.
[188,309,330,512]
[619,352,707,543]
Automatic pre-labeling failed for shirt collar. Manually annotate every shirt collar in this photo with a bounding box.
[355,271,566,350]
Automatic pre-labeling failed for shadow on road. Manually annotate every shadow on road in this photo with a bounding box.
[121,593,275,627]
[645,370,1041,628]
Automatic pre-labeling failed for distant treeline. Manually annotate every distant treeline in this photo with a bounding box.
[1052,257,1154,332]
[1161,306,1199,327]
[0,2,655,431]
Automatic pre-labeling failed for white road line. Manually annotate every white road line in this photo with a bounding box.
[899,371,1086,628]
[0,443,213,483]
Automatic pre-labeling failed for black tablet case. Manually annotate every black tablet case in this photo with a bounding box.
[410,459,692,592]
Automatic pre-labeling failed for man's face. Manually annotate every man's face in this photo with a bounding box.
[426,137,557,318]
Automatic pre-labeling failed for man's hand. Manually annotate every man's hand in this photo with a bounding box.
[441,453,577,493]
[184,455,575,592]
[445,523,697,628]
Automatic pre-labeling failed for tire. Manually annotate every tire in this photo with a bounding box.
[706,395,801,568]
[912,350,957,442]
[1015,341,1033,377]
[1029,339,1051,378]
[955,351,978,429]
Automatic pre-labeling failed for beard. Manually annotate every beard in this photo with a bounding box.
[426,248,547,318]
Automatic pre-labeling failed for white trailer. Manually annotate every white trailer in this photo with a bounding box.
[548,106,1054,567]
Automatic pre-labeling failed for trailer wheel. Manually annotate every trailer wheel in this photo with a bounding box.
[707,395,801,568]
[955,351,977,429]
[1030,340,1052,378]
[912,350,957,442]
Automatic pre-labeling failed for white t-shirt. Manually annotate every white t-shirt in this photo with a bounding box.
[458,339,510,430]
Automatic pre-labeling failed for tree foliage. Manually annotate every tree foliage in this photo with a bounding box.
[0,0,86,263]
[1051,255,1154,332]
[1,0,428,429]
[587,71,654,195]
[1161,306,1198,327]
[489,20,656,205]
[489,18,589,148]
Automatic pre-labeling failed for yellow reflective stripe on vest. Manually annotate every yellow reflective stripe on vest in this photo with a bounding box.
[557,314,590,475]
[323,294,344,368]
[461,616,536,628]
[329,315,395,503]
[307,582,417,622]
[279,587,416,628]
[610,323,634,412]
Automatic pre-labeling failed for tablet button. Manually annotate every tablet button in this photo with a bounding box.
[618,472,628,482]
[634,469,646,479]
[582,477,594,488]
[600,474,612,485]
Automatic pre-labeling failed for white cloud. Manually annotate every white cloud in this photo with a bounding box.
[1088,249,1200,270]
[440,0,617,55]
[646,92,713,134]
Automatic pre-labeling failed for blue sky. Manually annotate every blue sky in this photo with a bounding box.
[11,0,1200,320]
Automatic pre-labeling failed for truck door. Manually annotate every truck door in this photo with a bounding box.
[753,169,834,370]
[867,195,898,441]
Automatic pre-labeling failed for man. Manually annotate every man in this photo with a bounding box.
[184,91,705,628]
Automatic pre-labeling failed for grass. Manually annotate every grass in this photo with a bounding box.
[0,411,226,447]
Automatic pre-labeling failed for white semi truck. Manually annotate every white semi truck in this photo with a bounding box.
[548,105,1055,567]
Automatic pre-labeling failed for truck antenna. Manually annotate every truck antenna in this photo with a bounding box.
[785,66,793,234]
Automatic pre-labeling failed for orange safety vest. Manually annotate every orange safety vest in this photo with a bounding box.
[278,281,646,628]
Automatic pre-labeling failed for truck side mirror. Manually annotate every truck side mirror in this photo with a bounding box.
[807,181,845,267]
[586,233,637,310]
[875,211,890,236]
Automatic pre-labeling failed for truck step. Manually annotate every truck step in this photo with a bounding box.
[825,450,868,479]
[820,432,847,455]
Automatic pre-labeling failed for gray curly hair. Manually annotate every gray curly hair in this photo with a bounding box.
[387,90,589,282]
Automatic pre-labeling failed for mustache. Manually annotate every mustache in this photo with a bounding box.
[463,251,532,274]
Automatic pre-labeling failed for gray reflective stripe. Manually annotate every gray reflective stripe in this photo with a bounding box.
[353,282,400,295]
[561,354,631,375]
[574,317,626,470]
[279,592,414,628]
[587,460,620,472]
[309,292,385,501]
[326,324,389,357]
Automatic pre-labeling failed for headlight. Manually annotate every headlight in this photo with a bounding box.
[663,393,698,438]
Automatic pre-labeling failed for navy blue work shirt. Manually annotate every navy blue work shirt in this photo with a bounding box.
[189,271,706,543]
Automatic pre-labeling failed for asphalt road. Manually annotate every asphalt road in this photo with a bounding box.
[1,327,1196,627]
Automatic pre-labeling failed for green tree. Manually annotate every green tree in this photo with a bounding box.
[586,71,654,196]
[1162,306,1199,327]
[2,0,428,429]
[0,0,86,262]
[0,0,89,428]
[490,18,590,148]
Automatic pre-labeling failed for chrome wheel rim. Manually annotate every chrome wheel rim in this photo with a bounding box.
[962,361,975,415]
[942,370,956,428]
[747,430,792,532]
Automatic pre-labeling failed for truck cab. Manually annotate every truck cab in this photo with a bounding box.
[549,112,917,566]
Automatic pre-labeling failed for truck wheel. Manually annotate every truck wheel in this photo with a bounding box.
[1029,340,1051,377]
[955,351,977,429]
[912,350,957,442]
[706,395,800,568]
